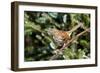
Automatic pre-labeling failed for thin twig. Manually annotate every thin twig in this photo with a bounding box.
[68,22,83,35]
[50,28,90,60]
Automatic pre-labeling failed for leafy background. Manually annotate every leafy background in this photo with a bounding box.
[24,11,90,61]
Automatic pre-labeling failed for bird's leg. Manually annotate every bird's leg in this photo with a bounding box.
[60,43,67,50]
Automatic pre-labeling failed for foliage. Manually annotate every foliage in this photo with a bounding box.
[24,11,90,61]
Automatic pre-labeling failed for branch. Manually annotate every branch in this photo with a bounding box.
[49,28,90,60]
[68,22,83,35]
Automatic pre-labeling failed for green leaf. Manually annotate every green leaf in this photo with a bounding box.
[25,46,34,53]
[63,48,75,59]
[63,14,67,23]
[35,17,47,24]
[76,49,85,59]
[25,57,33,61]
[24,29,33,35]
[50,41,56,49]
[80,40,89,48]
[25,21,41,32]
[48,13,58,18]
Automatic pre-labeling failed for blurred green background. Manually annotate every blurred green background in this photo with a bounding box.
[24,11,90,61]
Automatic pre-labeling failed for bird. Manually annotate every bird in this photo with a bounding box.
[47,22,83,48]
[47,28,71,47]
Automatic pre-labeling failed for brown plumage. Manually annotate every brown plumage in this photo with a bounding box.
[47,23,83,47]
[47,28,71,46]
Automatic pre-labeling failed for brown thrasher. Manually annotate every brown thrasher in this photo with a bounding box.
[47,23,83,47]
